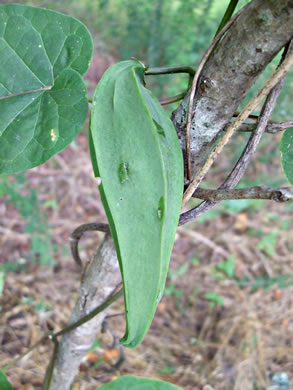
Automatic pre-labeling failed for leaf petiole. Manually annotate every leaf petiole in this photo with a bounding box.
[159,92,186,106]
[145,66,195,77]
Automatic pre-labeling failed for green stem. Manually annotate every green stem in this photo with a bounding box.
[159,92,186,105]
[145,65,195,76]
[145,66,194,106]
[54,289,123,337]
[42,335,59,390]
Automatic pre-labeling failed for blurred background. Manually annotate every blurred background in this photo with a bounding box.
[0,1,293,389]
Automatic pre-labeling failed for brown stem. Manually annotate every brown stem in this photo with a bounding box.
[234,120,293,134]
[182,45,293,208]
[70,223,110,267]
[180,40,292,224]
[193,187,293,202]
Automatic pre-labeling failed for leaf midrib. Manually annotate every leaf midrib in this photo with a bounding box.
[0,86,52,100]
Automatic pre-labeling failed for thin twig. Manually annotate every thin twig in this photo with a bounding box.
[234,120,293,134]
[185,7,245,180]
[105,312,124,320]
[180,40,293,224]
[182,49,293,208]
[42,335,59,390]
[145,67,195,106]
[193,187,293,202]
[230,112,293,133]
[159,92,186,105]
[70,223,110,267]
[233,112,275,121]
[220,40,293,187]
[145,66,195,107]
[179,200,215,225]
[262,120,293,132]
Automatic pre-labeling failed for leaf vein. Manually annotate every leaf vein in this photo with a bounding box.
[1,32,46,87]
[0,94,41,137]
[28,20,54,83]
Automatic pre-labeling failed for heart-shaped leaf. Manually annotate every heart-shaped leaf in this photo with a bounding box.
[0,371,14,390]
[0,4,93,174]
[280,128,293,185]
[97,375,182,390]
[90,60,183,348]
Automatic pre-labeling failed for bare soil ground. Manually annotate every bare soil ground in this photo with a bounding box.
[1,131,293,390]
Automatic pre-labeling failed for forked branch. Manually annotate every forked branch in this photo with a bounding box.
[180,40,293,224]
[182,49,293,208]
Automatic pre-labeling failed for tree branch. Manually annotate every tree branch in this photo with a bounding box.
[172,0,293,178]
[179,39,292,224]
[182,48,293,207]
[233,120,293,134]
[49,234,122,390]
[185,7,244,179]
[193,187,293,202]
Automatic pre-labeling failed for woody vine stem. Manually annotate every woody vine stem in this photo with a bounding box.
[182,48,293,207]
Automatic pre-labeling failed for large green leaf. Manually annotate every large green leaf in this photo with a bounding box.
[0,4,93,174]
[98,375,182,390]
[280,128,293,185]
[90,60,183,348]
[0,371,14,390]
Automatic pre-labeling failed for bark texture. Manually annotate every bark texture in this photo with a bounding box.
[49,234,121,390]
[172,0,293,176]
[193,186,293,202]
